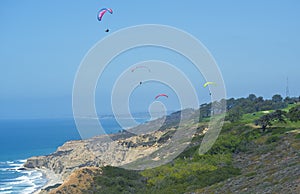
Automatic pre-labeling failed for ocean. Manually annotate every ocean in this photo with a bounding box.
[0,116,149,193]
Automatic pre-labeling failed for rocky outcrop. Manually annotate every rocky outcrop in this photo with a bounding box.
[48,167,102,194]
[25,139,103,179]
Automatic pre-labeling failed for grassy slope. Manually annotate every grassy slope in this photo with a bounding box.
[138,105,299,193]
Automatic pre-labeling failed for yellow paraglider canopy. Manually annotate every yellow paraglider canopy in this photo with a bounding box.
[203,81,216,87]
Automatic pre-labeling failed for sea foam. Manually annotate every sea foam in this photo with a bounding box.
[0,159,47,194]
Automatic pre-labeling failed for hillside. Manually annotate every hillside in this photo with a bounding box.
[25,95,300,193]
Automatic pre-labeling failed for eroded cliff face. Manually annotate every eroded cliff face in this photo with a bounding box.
[24,128,197,180]
[25,139,103,179]
[24,109,199,180]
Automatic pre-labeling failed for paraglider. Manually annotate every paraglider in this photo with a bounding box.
[131,65,151,73]
[203,81,216,96]
[97,8,113,32]
[97,8,113,21]
[203,81,216,88]
[155,94,168,100]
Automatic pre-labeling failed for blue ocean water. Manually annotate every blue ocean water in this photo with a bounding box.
[0,116,149,193]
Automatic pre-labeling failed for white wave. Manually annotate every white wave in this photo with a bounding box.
[5,170,43,181]
[0,168,9,171]
[25,171,43,180]
[0,165,23,172]
[0,160,47,194]
[23,170,33,176]
[20,186,36,194]
[8,180,33,186]
[0,191,11,194]
[0,186,12,191]
[15,175,29,181]
[17,159,27,163]
[8,163,23,167]
[0,161,14,165]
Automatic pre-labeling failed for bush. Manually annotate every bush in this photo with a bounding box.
[93,166,146,193]
[266,134,281,144]
[287,105,300,122]
[207,134,242,154]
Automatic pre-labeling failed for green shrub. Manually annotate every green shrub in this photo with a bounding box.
[266,134,281,144]
[207,134,242,154]
[93,166,146,193]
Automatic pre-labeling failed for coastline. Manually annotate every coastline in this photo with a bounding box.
[0,116,151,193]
[33,167,63,194]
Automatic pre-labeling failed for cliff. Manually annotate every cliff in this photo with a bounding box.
[24,109,198,181]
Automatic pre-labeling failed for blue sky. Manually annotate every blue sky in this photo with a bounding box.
[0,0,299,118]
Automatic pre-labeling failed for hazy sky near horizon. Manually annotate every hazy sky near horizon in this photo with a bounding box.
[0,0,299,118]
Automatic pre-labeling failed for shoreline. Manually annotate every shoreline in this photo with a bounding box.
[0,159,62,194]
[33,167,63,194]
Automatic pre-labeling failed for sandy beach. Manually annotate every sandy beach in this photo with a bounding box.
[33,167,63,194]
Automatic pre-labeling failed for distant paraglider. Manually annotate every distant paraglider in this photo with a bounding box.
[130,66,151,86]
[203,81,216,88]
[131,65,151,73]
[203,81,216,96]
[97,8,113,21]
[155,94,168,100]
[97,8,113,32]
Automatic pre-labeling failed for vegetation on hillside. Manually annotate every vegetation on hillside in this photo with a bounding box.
[86,95,300,193]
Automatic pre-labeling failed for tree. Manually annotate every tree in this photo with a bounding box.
[271,94,286,110]
[254,110,286,131]
[271,110,286,123]
[254,114,272,131]
[284,97,292,104]
[287,105,300,122]
[255,96,264,103]
[226,107,243,123]
[247,94,257,102]
[272,94,283,103]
